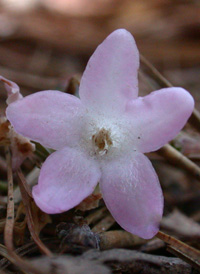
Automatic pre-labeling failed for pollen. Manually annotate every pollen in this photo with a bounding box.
[92,128,112,155]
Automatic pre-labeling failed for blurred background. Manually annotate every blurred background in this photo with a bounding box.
[0,0,199,108]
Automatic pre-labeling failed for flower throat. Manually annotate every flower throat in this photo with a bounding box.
[92,128,113,155]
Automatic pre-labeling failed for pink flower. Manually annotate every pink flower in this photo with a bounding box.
[6,29,194,239]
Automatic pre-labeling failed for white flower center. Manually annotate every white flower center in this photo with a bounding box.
[81,112,134,160]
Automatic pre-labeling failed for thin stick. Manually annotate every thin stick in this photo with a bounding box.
[4,146,44,274]
[4,146,14,251]
[99,230,146,250]
[140,54,200,131]
[17,169,52,257]
[140,54,172,87]
[156,231,200,271]
[85,207,107,225]
[188,108,200,132]
[157,144,200,180]
[92,215,115,233]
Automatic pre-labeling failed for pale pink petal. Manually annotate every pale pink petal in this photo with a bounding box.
[79,29,139,114]
[6,90,86,150]
[32,147,101,214]
[126,87,194,153]
[0,76,23,104]
[100,153,163,239]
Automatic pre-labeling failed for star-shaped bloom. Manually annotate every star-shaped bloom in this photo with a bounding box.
[6,29,194,239]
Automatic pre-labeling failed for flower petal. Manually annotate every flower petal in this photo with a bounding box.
[32,147,101,214]
[100,153,163,239]
[79,29,139,114]
[6,90,86,150]
[126,87,194,153]
[0,76,23,104]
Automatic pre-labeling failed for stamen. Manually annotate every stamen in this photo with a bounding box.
[92,128,112,155]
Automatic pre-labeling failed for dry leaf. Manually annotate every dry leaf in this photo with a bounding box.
[76,193,102,212]
[161,209,200,239]
[0,117,10,146]
[30,201,51,236]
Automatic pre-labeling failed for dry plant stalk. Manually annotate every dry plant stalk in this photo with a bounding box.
[3,146,46,274]
[4,146,14,252]
[157,144,200,180]
[156,231,200,271]
[86,207,107,225]
[17,169,52,257]
[92,215,115,233]
[140,54,200,132]
[99,230,147,250]
[140,55,200,181]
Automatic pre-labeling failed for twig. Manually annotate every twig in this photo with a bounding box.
[13,167,40,203]
[0,238,59,270]
[0,156,7,172]
[99,230,147,250]
[85,207,107,225]
[157,144,200,180]
[4,146,14,252]
[92,214,115,233]
[17,169,52,257]
[3,146,44,274]
[17,170,32,198]
[156,231,200,271]
[0,243,21,269]
[139,238,165,252]
[82,248,192,274]
[140,54,200,132]
[188,108,200,132]
[140,54,172,87]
